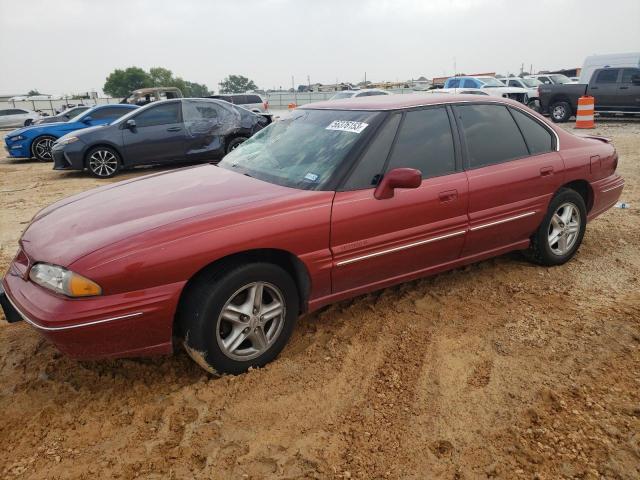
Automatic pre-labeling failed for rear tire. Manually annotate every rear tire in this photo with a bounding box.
[549,101,572,123]
[527,99,540,112]
[524,188,586,266]
[178,262,299,375]
[226,136,248,154]
[31,135,56,161]
[86,146,121,178]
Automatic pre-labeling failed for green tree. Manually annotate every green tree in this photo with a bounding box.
[183,81,211,97]
[27,89,41,96]
[104,66,211,98]
[219,75,258,93]
[148,67,174,87]
[103,67,151,97]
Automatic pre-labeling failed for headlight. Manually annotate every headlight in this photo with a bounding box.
[57,136,79,146]
[29,263,102,297]
[10,135,25,142]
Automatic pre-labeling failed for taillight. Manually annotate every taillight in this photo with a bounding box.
[264,100,269,110]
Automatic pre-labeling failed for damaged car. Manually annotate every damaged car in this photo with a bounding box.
[52,98,269,178]
[0,95,624,375]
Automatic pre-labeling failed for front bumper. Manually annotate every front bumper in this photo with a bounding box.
[1,264,183,360]
[4,140,30,158]
[52,143,85,170]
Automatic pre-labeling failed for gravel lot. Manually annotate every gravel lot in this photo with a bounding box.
[0,121,638,479]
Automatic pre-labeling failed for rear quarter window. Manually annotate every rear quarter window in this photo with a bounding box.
[509,108,554,155]
[246,95,262,104]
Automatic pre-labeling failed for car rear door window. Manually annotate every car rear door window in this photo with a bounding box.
[342,114,401,190]
[232,95,247,104]
[462,79,478,88]
[447,78,461,88]
[456,104,529,168]
[385,107,456,179]
[92,107,129,120]
[134,102,181,127]
[246,95,262,104]
[621,68,640,83]
[509,108,554,155]
[595,69,620,84]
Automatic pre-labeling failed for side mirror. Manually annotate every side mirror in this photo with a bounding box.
[125,119,136,130]
[374,168,422,200]
[82,115,93,124]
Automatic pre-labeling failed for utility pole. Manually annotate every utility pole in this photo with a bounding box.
[364,71,367,84]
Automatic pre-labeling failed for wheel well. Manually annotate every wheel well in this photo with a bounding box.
[173,249,311,338]
[84,144,123,166]
[562,180,593,213]
[30,135,58,154]
[549,95,572,108]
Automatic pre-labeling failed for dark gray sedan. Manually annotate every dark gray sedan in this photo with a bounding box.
[52,98,269,178]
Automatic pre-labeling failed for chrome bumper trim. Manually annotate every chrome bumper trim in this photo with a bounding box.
[3,290,143,331]
[601,182,624,193]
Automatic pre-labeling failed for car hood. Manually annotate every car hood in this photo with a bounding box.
[20,165,306,267]
[481,86,529,94]
[7,121,73,138]
[57,125,108,143]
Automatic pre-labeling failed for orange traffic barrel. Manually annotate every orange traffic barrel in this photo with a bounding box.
[575,96,595,129]
[288,102,297,110]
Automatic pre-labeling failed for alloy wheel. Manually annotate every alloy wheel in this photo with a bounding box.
[547,202,581,256]
[552,105,566,121]
[33,137,54,160]
[216,281,285,361]
[89,150,118,177]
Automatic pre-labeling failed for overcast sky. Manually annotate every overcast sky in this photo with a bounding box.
[1,0,638,95]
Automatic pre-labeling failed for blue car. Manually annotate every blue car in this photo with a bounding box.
[3,104,138,161]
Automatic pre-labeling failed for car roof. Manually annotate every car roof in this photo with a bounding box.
[94,103,137,109]
[300,93,523,111]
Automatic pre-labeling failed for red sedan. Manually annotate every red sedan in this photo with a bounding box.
[1,95,624,374]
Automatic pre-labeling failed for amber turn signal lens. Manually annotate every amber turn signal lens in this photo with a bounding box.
[67,273,103,297]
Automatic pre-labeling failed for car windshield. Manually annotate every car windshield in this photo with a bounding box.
[68,108,95,122]
[550,74,570,84]
[522,78,542,87]
[218,109,382,190]
[330,92,356,100]
[478,77,504,87]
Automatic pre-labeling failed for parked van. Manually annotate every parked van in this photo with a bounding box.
[579,52,640,83]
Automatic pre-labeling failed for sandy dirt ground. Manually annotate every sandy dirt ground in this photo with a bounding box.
[0,121,638,480]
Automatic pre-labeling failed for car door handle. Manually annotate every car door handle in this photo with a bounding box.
[166,126,182,132]
[540,166,554,177]
[619,86,629,90]
[590,86,598,90]
[438,189,458,202]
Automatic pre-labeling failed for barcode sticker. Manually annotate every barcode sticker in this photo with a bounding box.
[326,120,369,134]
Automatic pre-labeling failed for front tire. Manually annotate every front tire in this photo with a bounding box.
[549,101,572,123]
[226,136,248,154]
[86,146,121,178]
[31,135,56,161]
[179,262,299,375]
[525,188,587,266]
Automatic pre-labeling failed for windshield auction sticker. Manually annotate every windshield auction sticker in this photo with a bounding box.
[326,120,369,134]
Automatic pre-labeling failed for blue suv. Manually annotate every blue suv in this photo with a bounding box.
[3,104,138,161]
